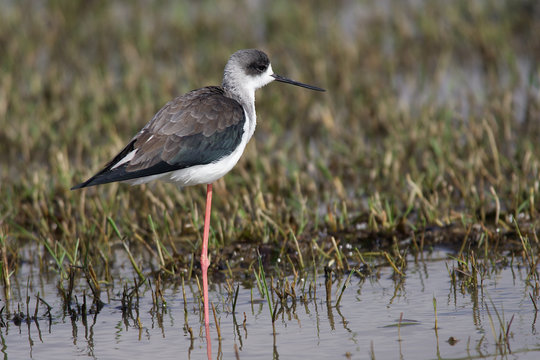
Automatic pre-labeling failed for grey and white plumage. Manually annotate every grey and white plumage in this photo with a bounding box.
[72,49,324,190]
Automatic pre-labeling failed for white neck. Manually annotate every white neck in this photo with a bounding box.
[222,64,274,110]
[222,64,275,140]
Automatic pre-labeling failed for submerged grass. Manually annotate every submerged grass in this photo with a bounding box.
[0,0,539,311]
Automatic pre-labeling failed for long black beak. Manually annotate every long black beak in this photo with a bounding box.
[271,74,326,92]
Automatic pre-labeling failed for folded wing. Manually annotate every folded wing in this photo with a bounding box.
[72,87,245,189]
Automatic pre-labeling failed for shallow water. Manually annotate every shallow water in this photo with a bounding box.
[1,249,539,359]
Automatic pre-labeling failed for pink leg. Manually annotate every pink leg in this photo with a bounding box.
[201,183,212,358]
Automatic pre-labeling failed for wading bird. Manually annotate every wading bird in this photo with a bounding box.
[72,49,325,330]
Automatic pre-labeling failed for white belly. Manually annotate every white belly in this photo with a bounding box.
[128,109,255,187]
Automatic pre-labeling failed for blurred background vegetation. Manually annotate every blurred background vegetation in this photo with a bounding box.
[1,0,539,280]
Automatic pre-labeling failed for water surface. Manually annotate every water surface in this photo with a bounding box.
[2,250,539,359]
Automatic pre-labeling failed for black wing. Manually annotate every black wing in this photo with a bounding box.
[72,86,245,189]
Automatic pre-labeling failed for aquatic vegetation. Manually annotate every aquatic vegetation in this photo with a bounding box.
[0,0,539,357]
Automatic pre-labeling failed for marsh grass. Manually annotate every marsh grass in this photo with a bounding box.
[0,0,539,324]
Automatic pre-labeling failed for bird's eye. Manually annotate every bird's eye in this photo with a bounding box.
[257,64,266,72]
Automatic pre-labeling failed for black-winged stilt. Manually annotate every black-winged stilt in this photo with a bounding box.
[72,49,325,330]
